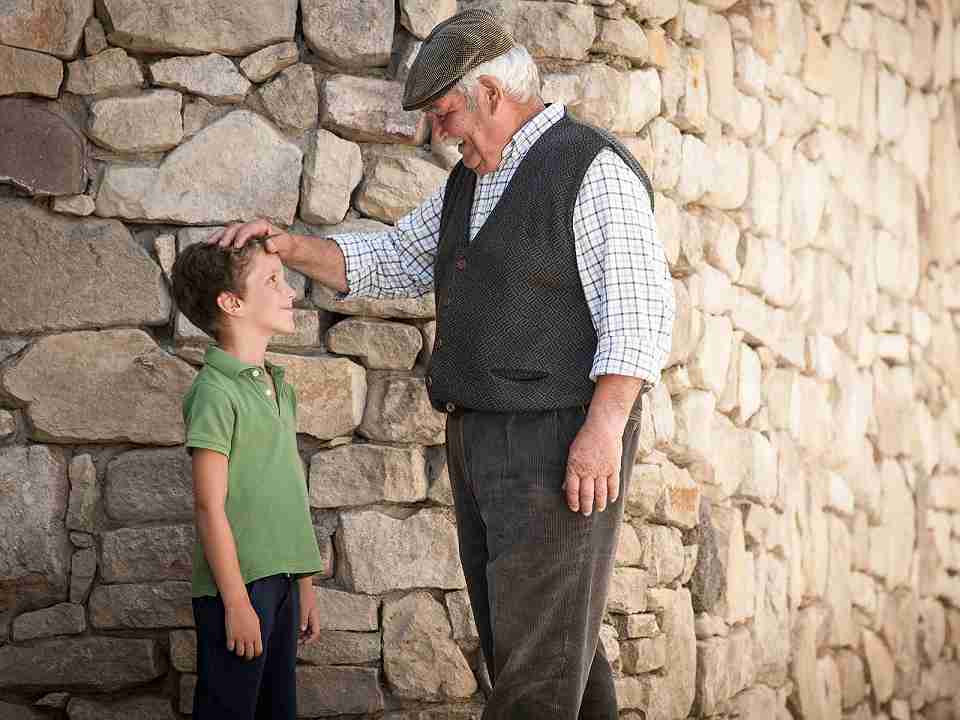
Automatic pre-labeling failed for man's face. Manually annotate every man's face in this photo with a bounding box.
[426,89,493,174]
[230,250,297,337]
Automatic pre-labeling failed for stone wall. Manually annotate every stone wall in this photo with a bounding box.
[0,0,959,718]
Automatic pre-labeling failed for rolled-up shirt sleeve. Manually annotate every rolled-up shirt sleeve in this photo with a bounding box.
[573,149,676,386]
[331,187,445,299]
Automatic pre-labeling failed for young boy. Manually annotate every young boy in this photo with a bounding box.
[171,239,323,720]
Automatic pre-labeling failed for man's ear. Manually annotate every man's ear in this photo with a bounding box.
[477,75,504,114]
[216,290,242,318]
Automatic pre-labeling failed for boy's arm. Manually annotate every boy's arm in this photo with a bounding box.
[193,448,263,659]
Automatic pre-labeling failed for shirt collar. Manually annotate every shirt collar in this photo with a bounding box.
[203,345,284,381]
[499,103,566,166]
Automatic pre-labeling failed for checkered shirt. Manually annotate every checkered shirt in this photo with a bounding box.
[333,103,675,385]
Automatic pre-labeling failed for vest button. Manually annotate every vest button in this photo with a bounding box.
[455,258,466,271]
[445,402,457,413]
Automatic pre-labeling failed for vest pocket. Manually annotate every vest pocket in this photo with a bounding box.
[490,368,550,381]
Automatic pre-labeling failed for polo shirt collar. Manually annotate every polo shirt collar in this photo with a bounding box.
[203,345,284,381]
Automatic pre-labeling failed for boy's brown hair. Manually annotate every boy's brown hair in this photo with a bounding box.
[170,240,264,337]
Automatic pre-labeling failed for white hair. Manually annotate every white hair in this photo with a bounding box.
[454,45,541,107]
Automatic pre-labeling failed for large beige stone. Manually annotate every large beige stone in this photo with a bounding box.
[302,1,393,67]
[675,134,714,204]
[89,581,193,629]
[514,2,596,60]
[297,630,381,665]
[65,47,142,96]
[88,90,184,152]
[337,509,465,593]
[149,54,250,103]
[259,64,317,131]
[608,568,648,614]
[688,313,733,395]
[0,45,63,97]
[863,628,896,703]
[322,75,426,144]
[264,352,365,440]
[12,602,84,641]
[0,0,93,58]
[326,318,423,370]
[0,446,70,626]
[627,460,700,529]
[100,525,193,583]
[675,48,709,133]
[703,13,735,126]
[595,16,649,63]
[637,588,696,720]
[239,41,298,82]
[713,504,755,623]
[313,587,379,631]
[296,666,385,716]
[868,460,915,587]
[65,454,97,533]
[66,696,177,720]
[400,0,456,39]
[0,199,170,334]
[701,137,748,209]
[359,374,445,445]
[0,638,162,691]
[309,444,428,507]
[102,0,296,55]
[356,145,448,223]
[383,592,477,700]
[2,330,194,445]
[301,130,362,226]
[96,110,302,226]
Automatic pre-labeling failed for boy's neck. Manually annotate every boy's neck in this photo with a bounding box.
[218,329,270,369]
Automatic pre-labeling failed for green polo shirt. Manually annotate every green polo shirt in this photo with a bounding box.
[183,345,323,598]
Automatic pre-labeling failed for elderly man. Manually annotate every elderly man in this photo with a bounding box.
[214,9,674,718]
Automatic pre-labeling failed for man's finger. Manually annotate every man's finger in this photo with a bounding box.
[594,474,608,513]
[207,227,226,245]
[215,223,241,248]
[564,471,581,513]
[579,476,595,517]
[254,637,263,657]
[607,472,620,505]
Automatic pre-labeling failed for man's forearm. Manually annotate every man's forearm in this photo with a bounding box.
[586,374,644,437]
[285,233,349,294]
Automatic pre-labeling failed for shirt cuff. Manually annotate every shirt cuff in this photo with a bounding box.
[329,233,369,300]
[590,337,661,386]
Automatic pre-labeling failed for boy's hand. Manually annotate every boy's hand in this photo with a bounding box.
[298,580,321,645]
[208,219,294,259]
[225,601,263,660]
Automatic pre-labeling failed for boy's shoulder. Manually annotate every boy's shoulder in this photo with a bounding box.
[183,363,236,407]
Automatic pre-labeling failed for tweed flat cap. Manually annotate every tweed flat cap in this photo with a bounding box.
[402,8,515,111]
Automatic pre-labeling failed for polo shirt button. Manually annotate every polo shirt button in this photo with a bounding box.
[455,258,466,271]
[265,389,273,396]
[252,369,261,377]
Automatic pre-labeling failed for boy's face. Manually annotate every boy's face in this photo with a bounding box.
[227,250,297,337]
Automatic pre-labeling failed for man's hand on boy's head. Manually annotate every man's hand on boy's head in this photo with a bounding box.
[208,219,294,260]
[298,578,321,645]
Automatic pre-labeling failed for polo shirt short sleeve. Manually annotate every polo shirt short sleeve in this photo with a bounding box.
[182,346,324,597]
[184,383,235,457]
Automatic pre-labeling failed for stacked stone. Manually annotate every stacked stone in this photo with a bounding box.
[1,0,960,719]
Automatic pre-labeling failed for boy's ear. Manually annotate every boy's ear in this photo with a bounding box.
[216,290,243,318]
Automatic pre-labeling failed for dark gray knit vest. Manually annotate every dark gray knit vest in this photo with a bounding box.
[426,110,654,412]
